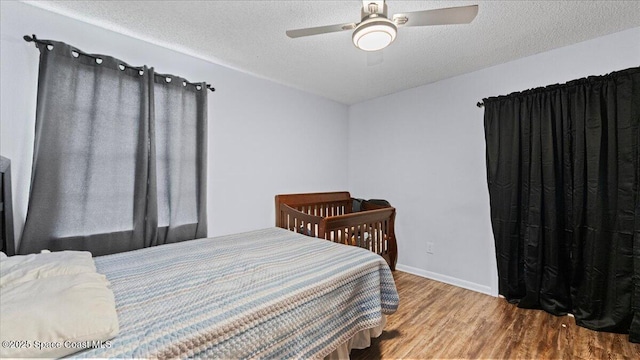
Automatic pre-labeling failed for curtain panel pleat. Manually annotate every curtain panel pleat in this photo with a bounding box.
[483,67,640,342]
[19,40,207,256]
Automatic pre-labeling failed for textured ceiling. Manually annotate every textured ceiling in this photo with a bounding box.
[22,1,640,105]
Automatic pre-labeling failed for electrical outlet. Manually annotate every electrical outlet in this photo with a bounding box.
[426,242,434,254]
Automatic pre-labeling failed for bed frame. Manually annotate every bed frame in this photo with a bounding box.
[275,191,397,270]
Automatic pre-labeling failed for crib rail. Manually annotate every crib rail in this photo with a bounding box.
[275,192,352,221]
[322,207,397,270]
[278,204,324,237]
[296,201,351,217]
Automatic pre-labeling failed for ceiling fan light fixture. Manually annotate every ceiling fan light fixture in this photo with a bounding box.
[352,18,397,52]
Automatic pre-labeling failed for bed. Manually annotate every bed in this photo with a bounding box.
[49,228,397,358]
[276,192,398,270]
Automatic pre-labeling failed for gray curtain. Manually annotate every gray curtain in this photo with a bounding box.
[19,40,207,256]
[153,74,208,244]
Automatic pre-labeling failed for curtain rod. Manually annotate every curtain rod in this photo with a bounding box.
[477,102,484,108]
[23,34,215,92]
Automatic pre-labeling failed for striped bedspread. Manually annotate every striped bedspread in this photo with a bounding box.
[75,227,398,359]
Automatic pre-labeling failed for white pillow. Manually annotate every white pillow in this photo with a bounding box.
[0,250,96,288]
[0,272,119,359]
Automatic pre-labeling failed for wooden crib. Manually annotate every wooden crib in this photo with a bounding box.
[275,191,397,270]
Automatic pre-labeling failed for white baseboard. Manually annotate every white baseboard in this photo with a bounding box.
[395,264,494,296]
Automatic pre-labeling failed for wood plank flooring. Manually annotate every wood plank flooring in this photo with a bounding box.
[351,271,640,359]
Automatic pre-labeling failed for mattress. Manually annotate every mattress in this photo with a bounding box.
[74,227,398,359]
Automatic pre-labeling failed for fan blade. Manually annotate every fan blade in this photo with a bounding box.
[286,23,357,38]
[393,5,478,27]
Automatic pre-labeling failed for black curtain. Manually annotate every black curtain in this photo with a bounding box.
[483,67,640,342]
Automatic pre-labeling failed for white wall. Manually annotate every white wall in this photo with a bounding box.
[0,1,349,249]
[348,27,640,295]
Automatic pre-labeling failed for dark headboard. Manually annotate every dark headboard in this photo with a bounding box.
[0,156,16,256]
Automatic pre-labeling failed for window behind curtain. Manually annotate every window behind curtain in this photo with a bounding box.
[49,57,143,238]
[155,82,199,227]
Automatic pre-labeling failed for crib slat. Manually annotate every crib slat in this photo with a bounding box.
[375,221,381,254]
[380,221,384,254]
[377,221,381,254]
[383,220,388,253]
[371,222,376,253]
[365,223,371,250]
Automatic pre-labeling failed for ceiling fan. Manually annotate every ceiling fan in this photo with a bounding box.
[286,1,478,52]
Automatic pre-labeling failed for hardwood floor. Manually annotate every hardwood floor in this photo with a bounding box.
[351,271,640,359]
